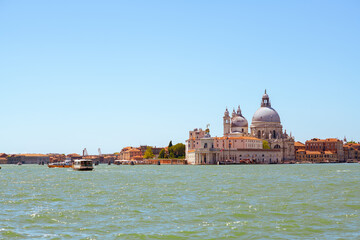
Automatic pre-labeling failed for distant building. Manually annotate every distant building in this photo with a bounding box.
[305,138,344,162]
[139,145,163,156]
[294,142,305,152]
[7,154,49,164]
[0,158,7,164]
[120,147,143,160]
[343,142,360,162]
[0,153,8,163]
[48,153,66,163]
[294,138,345,163]
[296,150,338,163]
[67,153,82,160]
[186,90,295,164]
[120,146,165,160]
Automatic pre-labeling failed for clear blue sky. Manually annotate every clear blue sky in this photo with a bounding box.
[1,1,359,155]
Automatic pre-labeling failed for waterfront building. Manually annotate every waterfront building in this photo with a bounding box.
[7,154,50,164]
[294,141,305,157]
[120,147,143,160]
[294,138,346,163]
[305,138,344,162]
[295,149,338,163]
[343,142,360,162]
[0,153,8,163]
[48,153,66,163]
[0,157,7,164]
[139,145,163,156]
[67,153,82,160]
[119,146,165,160]
[186,90,295,164]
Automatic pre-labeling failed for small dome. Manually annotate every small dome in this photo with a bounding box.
[231,115,248,128]
[252,107,281,123]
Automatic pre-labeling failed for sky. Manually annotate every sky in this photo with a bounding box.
[0,0,359,155]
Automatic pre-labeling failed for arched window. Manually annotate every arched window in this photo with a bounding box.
[257,130,261,138]
[204,143,208,148]
[273,130,276,139]
[274,144,281,149]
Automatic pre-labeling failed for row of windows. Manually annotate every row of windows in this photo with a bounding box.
[218,156,280,162]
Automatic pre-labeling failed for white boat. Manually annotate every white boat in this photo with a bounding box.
[72,159,94,171]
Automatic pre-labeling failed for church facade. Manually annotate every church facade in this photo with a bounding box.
[185,90,295,164]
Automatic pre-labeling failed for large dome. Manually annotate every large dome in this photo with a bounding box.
[252,107,281,123]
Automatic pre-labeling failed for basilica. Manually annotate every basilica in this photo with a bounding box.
[186,90,295,164]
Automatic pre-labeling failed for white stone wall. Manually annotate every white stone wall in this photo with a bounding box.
[186,152,196,165]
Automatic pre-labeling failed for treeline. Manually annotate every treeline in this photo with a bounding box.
[143,141,186,159]
[159,141,185,159]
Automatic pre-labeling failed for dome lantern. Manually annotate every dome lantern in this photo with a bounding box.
[236,105,242,116]
[261,89,271,107]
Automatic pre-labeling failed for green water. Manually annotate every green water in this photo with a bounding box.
[0,164,359,239]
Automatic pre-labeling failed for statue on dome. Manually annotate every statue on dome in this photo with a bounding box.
[205,124,211,137]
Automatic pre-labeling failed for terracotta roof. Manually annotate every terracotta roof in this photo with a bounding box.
[67,153,81,157]
[126,149,141,152]
[296,149,306,152]
[306,151,322,155]
[345,143,360,148]
[294,141,305,147]
[306,138,341,143]
[324,151,335,155]
[16,154,48,157]
[325,138,340,142]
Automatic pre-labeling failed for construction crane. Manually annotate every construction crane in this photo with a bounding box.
[83,148,88,157]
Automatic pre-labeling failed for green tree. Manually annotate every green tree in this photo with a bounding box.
[168,147,174,158]
[167,143,185,158]
[158,149,166,158]
[263,140,270,149]
[143,147,155,159]
[172,143,186,158]
[168,141,173,148]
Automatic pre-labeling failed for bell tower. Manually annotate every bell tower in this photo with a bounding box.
[223,108,230,136]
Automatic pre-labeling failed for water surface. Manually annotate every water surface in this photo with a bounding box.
[1,164,359,239]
